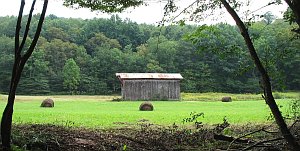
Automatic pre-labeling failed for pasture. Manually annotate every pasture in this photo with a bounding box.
[0,92,298,128]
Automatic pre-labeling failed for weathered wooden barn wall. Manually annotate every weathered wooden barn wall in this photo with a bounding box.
[122,79,181,100]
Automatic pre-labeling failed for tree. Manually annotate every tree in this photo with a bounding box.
[85,33,121,55]
[186,24,258,93]
[90,46,124,94]
[1,1,136,147]
[164,0,300,149]
[284,0,300,33]
[250,20,299,90]
[263,11,276,25]
[146,36,178,72]
[219,1,299,149]
[63,58,81,94]
[43,39,88,92]
[18,49,50,95]
[63,0,143,13]
[0,16,17,37]
[0,36,14,93]
[1,1,299,149]
[44,27,70,42]
[81,15,148,50]
[0,0,48,150]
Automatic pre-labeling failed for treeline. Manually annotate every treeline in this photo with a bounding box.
[0,14,299,95]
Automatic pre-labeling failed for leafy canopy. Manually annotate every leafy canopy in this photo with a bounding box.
[63,0,143,13]
[63,58,81,92]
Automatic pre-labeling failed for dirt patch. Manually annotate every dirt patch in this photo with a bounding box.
[5,122,300,151]
[8,124,217,151]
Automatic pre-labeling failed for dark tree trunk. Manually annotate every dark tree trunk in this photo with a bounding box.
[284,0,300,28]
[0,0,48,150]
[1,61,24,150]
[220,0,300,150]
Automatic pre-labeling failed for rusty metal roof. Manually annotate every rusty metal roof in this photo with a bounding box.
[116,73,183,80]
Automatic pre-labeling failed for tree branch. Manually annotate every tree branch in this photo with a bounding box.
[227,128,264,150]
[284,0,300,30]
[170,0,199,23]
[19,0,36,53]
[15,0,25,57]
[220,0,300,150]
[213,134,252,143]
[289,120,300,130]
[22,0,48,62]
[9,0,25,100]
[242,137,284,151]
[261,129,279,134]
[248,2,277,15]
[1,0,48,149]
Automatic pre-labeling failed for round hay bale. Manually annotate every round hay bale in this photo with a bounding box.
[139,102,154,111]
[41,98,54,107]
[221,97,232,102]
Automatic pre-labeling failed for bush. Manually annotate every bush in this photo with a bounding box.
[286,98,300,120]
[273,92,283,99]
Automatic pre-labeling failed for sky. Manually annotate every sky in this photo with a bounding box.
[0,0,288,25]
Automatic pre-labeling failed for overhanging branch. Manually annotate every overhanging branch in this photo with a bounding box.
[22,0,48,62]
[19,0,37,53]
[15,0,25,57]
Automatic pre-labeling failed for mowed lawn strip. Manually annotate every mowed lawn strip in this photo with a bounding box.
[0,95,294,128]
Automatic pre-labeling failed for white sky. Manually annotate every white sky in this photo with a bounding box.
[0,0,288,25]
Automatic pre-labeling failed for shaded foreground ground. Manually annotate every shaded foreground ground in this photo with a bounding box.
[6,121,300,151]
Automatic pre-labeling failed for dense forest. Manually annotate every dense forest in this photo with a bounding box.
[0,14,299,95]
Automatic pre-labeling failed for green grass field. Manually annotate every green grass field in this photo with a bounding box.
[0,92,299,128]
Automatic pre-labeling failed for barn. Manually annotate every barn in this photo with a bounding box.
[116,73,183,101]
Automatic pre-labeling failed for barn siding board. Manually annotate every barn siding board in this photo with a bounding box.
[116,73,183,101]
[122,79,181,100]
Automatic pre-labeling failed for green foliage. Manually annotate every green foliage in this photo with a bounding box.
[63,58,80,93]
[286,97,300,120]
[63,0,143,13]
[284,8,297,25]
[146,59,164,72]
[18,49,50,95]
[122,144,127,151]
[0,15,299,94]
[11,145,25,151]
[214,116,230,134]
[85,33,121,55]
[0,36,14,93]
[18,77,50,95]
[182,112,204,128]
[178,20,185,26]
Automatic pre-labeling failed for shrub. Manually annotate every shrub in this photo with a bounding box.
[286,98,300,120]
[273,92,283,99]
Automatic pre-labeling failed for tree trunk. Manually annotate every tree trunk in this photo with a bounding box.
[284,0,300,28]
[0,0,48,150]
[220,0,300,150]
[1,60,24,150]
